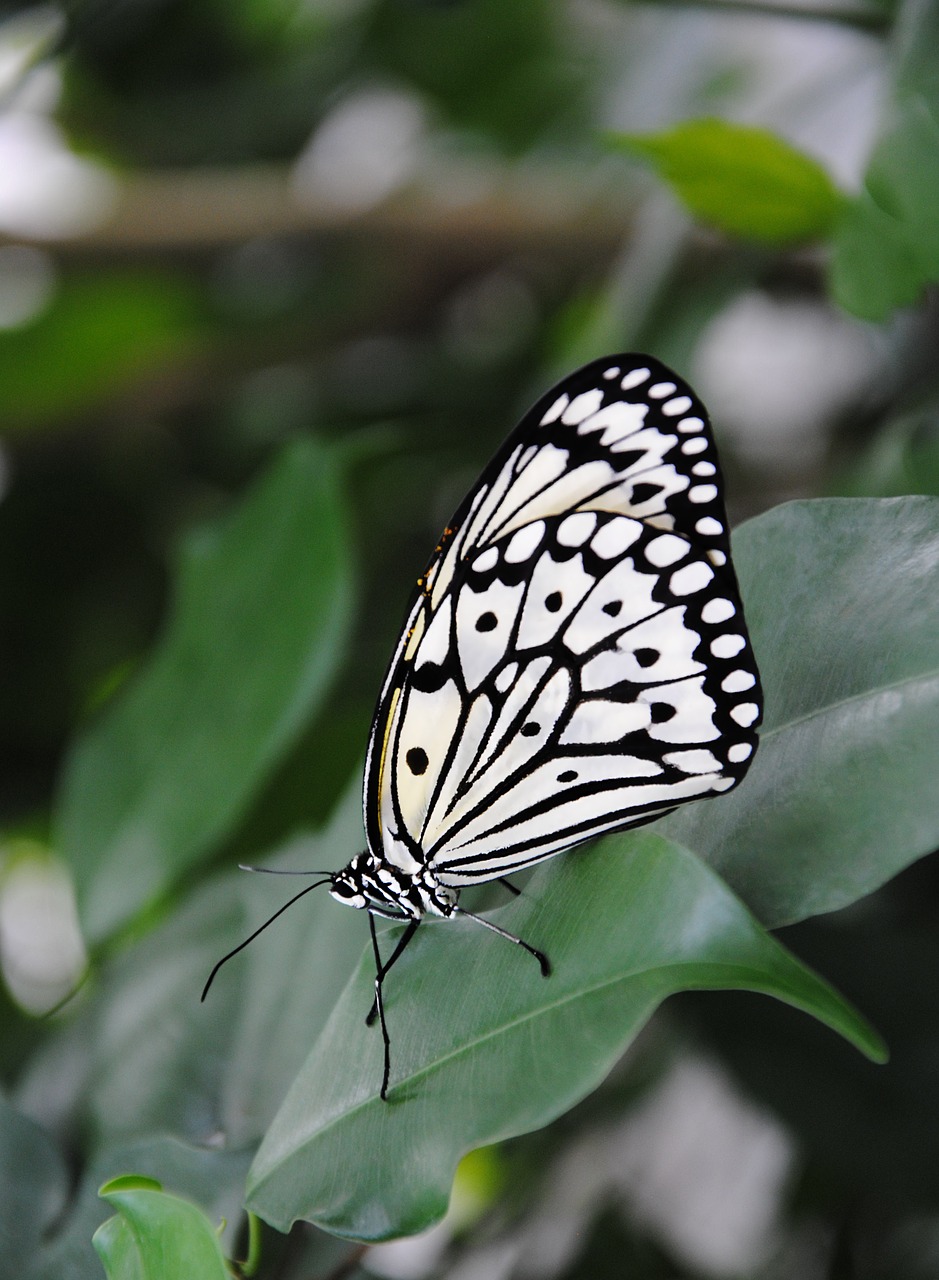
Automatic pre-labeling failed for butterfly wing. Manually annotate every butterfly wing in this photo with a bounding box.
[363,354,762,880]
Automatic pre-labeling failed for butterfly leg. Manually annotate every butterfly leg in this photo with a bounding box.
[498,878,522,897]
[456,908,551,977]
[365,917,420,1026]
[368,914,419,1100]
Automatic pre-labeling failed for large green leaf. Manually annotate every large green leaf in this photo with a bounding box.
[665,497,939,926]
[246,833,882,1240]
[831,0,939,318]
[93,1177,230,1280]
[56,439,354,942]
[610,119,842,245]
[77,784,366,1148]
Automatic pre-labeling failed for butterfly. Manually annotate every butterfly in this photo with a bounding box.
[203,354,763,1099]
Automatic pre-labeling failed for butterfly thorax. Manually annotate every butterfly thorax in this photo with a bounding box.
[329,852,458,920]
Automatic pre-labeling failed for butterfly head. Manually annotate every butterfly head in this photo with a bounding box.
[329,852,458,920]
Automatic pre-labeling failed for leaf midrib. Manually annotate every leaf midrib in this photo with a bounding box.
[257,953,771,1169]
[759,665,938,744]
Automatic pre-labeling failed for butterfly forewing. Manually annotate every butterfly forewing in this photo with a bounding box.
[363,354,762,880]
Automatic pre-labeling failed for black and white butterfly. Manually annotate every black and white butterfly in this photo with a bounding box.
[204,354,762,1098]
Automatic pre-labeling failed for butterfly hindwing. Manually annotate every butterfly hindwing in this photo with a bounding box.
[363,354,762,879]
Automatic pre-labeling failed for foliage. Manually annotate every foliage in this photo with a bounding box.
[2,0,939,1277]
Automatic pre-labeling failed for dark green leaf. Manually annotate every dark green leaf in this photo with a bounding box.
[27,1136,250,1280]
[665,497,939,925]
[79,783,365,1147]
[93,1178,230,1280]
[0,272,201,431]
[246,833,882,1240]
[56,439,354,942]
[831,0,939,318]
[610,119,843,245]
[0,1099,69,1273]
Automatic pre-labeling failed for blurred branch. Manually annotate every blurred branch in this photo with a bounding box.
[637,0,891,29]
[4,162,636,262]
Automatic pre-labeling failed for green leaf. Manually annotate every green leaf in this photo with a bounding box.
[831,0,939,318]
[93,1178,230,1280]
[81,783,366,1147]
[610,119,843,245]
[664,497,939,926]
[0,1098,69,1273]
[0,271,201,431]
[26,1135,250,1280]
[56,439,354,942]
[246,833,882,1240]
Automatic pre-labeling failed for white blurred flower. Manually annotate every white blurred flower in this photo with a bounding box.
[292,85,428,212]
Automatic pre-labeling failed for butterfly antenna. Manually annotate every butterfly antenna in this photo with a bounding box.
[201,877,332,1002]
[238,864,334,875]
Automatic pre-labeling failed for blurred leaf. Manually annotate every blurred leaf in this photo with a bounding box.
[0,1098,69,1273]
[74,782,366,1147]
[610,119,843,245]
[26,1135,250,1280]
[247,832,881,1240]
[368,0,585,151]
[665,497,939,925]
[831,0,939,318]
[0,272,201,430]
[57,439,355,943]
[93,1177,231,1280]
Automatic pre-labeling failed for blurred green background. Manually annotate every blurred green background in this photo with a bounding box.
[2,0,939,1276]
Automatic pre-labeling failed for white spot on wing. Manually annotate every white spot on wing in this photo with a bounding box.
[592,518,643,559]
[662,395,692,416]
[495,661,518,692]
[414,596,452,666]
[682,437,708,456]
[649,381,677,398]
[664,749,721,774]
[721,668,754,692]
[456,578,525,690]
[702,598,736,624]
[560,698,652,745]
[540,393,568,425]
[730,702,760,727]
[678,416,704,433]
[696,516,723,535]
[472,546,499,572]
[621,366,650,390]
[517,551,595,648]
[639,676,720,743]
[504,522,544,564]
[562,389,604,424]
[669,560,714,596]
[728,742,753,762]
[711,633,745,658]
[689,484,718,504]
[577,400,648,447]
[557,512,597,547]
[645,533,689,567]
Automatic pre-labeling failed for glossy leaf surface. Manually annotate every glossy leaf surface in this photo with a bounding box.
[93,1177,230,1280]
[666,497,939,925]
[247,833,882,1240]
[57,439,354,942]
